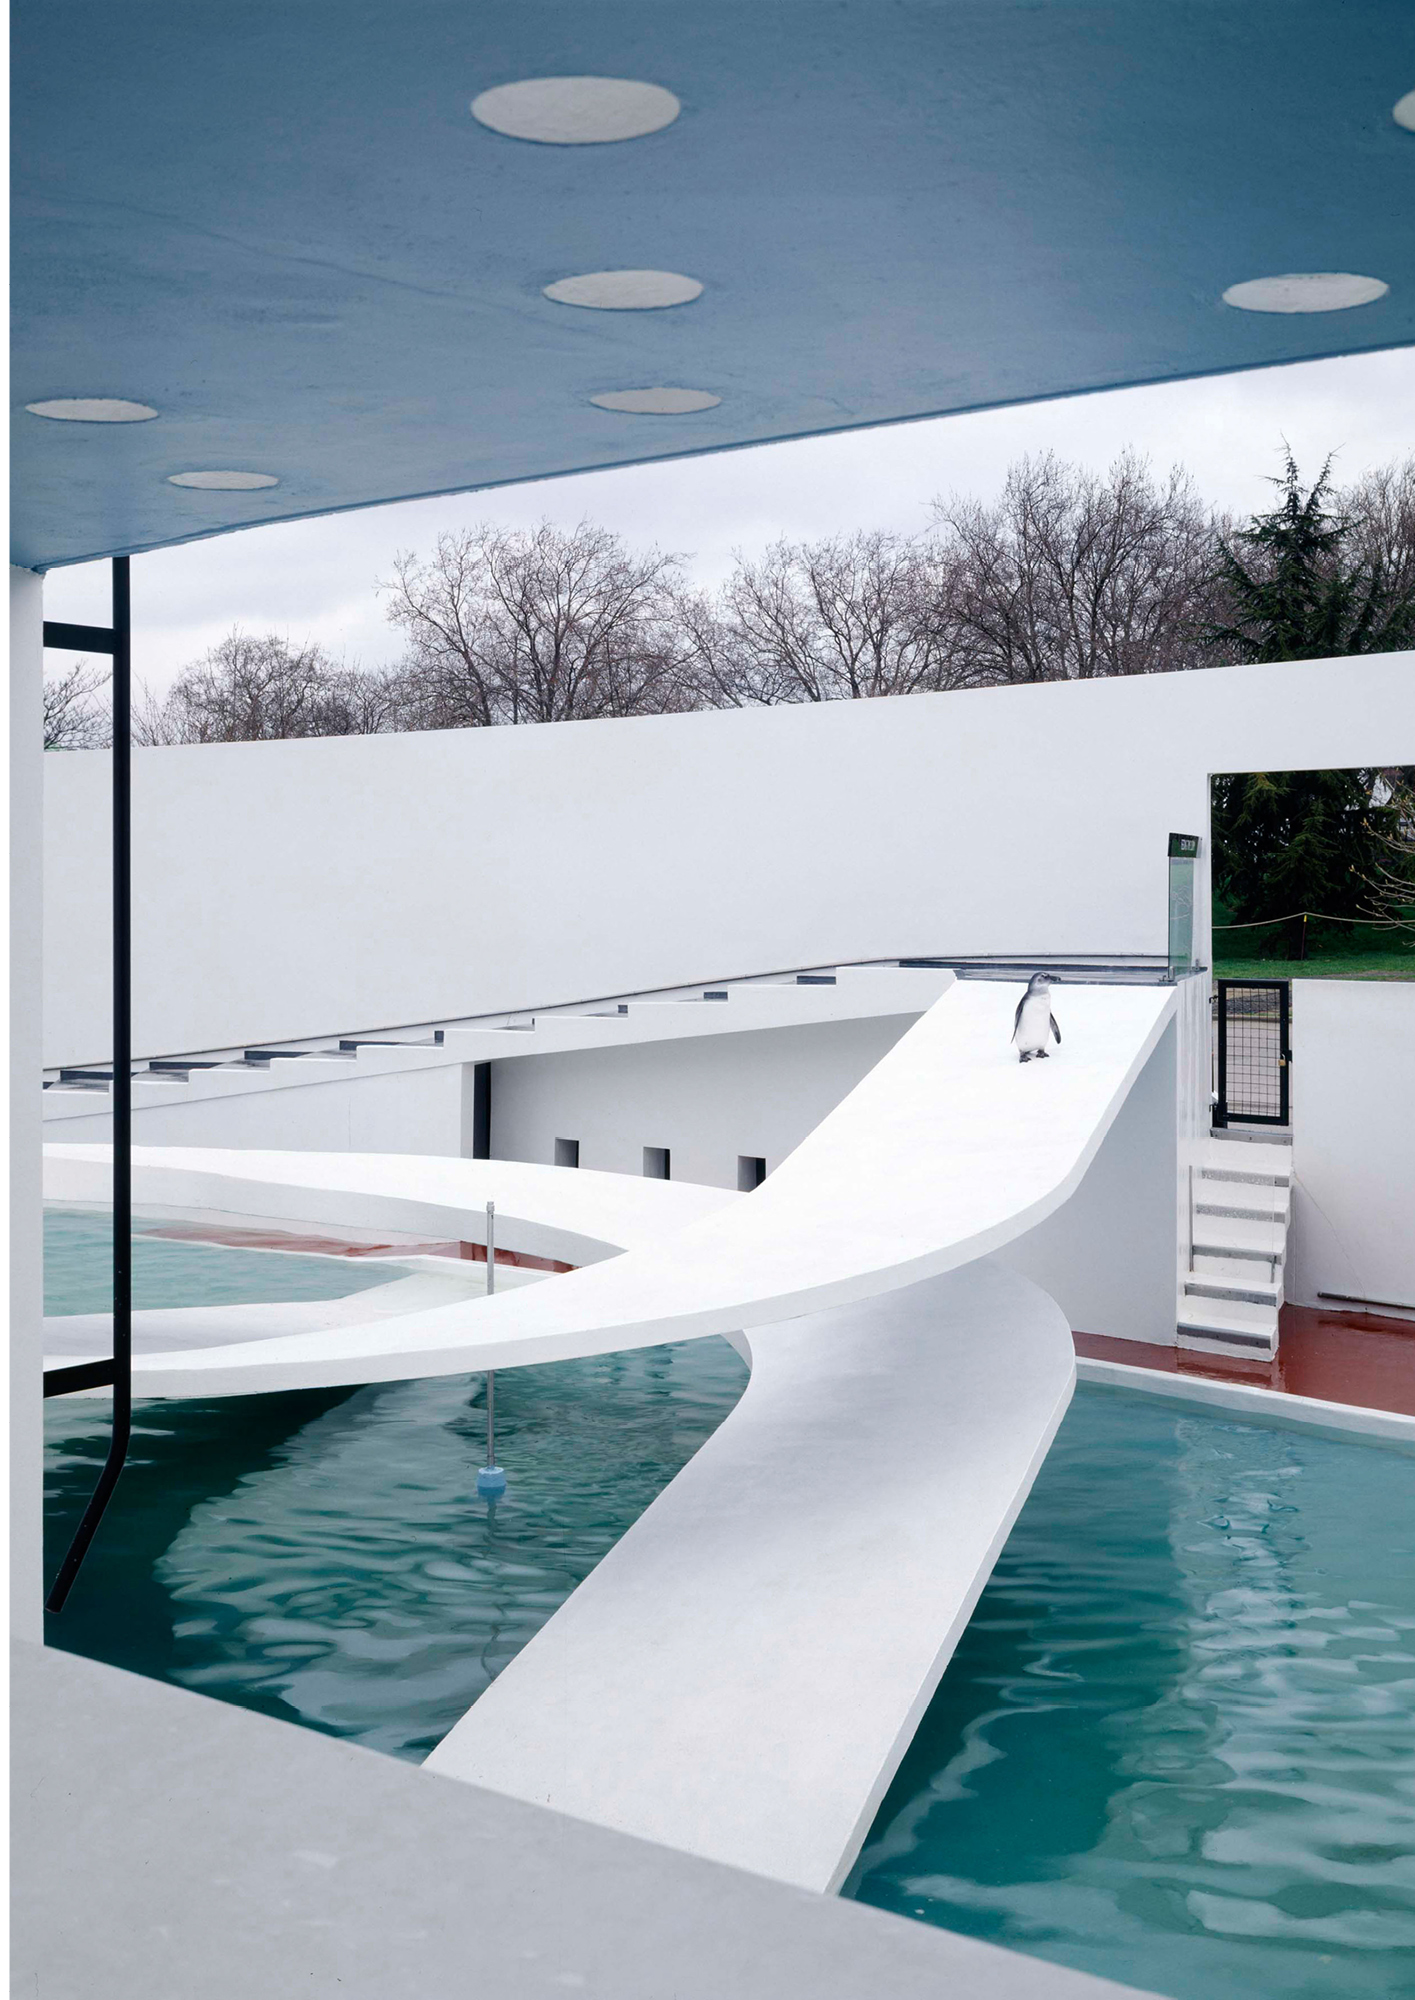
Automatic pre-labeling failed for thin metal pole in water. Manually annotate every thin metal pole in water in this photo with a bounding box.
[485,1201,495,1469]
[47,557,132,1613]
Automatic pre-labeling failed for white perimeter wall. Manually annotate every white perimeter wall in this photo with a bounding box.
[1288,981,1415,1316]
[1000,1018,1179,1346]
[489,1016,911,1191]
[41,1060,467,1159]
[43,653,1415,1066]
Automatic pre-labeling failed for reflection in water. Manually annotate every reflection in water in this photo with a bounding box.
[847,1390,1415,2000]
[44,1338,749,1759]
[44,1205,403,1316]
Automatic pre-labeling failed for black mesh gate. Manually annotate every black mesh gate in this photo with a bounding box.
[1214,979,1290,1127]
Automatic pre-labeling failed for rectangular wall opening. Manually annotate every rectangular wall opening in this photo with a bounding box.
[643,1145,670,1180]
[738,1155,767,1191]
[554,1137,580,1169]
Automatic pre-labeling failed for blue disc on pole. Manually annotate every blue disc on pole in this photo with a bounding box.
[477,1464,507,1498]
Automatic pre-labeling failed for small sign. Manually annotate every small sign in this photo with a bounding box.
[1168,833,1201,859]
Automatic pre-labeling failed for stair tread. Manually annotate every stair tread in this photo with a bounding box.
[1178,1298,1278,1332]
[1196,1188,1291,1219]
[1202,1138,1292,1183]
[1194,1210,1284,1247]
[1186,1274,1283,1304]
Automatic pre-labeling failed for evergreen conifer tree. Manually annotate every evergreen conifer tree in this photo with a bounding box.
[1207,455,1415,955]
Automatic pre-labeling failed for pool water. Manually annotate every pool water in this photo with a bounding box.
[45,1205,402,1315]
[46,1203,749,1755]
[846,1388,1415,2000]
[43,1203,1415,2000]
[43,1343,750,1759]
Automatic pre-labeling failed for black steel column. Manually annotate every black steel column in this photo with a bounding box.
[46,557,131,1613]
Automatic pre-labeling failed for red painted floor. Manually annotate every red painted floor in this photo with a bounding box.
[1075,1306,1415,1418]
[142,1222,574,1275]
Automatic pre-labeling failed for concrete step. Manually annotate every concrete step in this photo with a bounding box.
[1177,1306,1280,1361]
[1185,1260,1283,1309]
[1195,1182,1291,1225]
[1202,1136,1291,1186]
[1191,1214,1285,1264]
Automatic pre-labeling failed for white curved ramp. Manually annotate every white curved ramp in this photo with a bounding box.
[42,1152,736,1373]
[47,979,1173,1397]
[426,1260,1075,1894]
[46,980,1175,1392]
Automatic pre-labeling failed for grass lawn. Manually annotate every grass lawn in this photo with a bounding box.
[1213,953,1415,981]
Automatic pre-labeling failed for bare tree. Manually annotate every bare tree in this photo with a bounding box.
[685,530,976,706]
[1339,454,1415,614]
[929,452,1218,683]
[1359,769,1415,938]
[137,631,398,743]
[43,659,110,749]
[383,520,695,727]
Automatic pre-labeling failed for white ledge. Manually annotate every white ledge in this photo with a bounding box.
[47,978,1174,1398]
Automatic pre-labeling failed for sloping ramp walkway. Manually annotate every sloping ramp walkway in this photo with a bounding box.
[47,979,1174,1398]
[427,1259,1074,1894]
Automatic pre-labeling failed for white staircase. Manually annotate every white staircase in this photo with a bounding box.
[1178,1135,1292,1361]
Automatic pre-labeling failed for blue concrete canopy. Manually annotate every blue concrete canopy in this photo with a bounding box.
[11,1,1414,571]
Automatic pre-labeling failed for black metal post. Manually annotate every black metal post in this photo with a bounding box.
[46,557,132,1613]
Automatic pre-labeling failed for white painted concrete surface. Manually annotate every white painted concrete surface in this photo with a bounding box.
[45,979,1173,1397]
[489,1013,912,1186]
[42,966,948,1175]
[43,652,1415,1066]
[45,1145,735,1266]
[16,1642,1159,2000]
[1075,1356,1415,1451]
[999,1018,1178,1345]
[426,1260,1075,1893]
[1287,979,1415,1317]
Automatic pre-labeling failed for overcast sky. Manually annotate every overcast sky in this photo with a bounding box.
[44,347,1415,696]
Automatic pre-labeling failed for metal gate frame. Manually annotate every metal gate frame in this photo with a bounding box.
[1214,978,1291,1128]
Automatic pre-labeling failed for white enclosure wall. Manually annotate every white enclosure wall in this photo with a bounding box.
[43,653,1415,1066]
[1288,981,1415,1317]
[999,1019,1179,1346]
[488,1017,912,1191]
[39,1060,466,1158]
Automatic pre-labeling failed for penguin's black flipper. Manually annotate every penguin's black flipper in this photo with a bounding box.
[1051,1015,1061,1044]
[1013,994,1026,1039]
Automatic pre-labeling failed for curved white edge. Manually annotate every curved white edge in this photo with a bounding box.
[71,981,1173,1399]
[1076,1355,1415,1452]
[425,1260,1076,1894]
[44,1147,736,1267]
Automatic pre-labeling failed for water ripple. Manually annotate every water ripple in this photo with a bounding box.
[847,1389,1415,2000]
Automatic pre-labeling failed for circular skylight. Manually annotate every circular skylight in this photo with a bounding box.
[471,77,680,144]
[1394,91,1415,131]
[1222,273,1389,313]
[168,470,280,490]
[26,398,158,422]
[590,387,722,414]
[544,270,703,310]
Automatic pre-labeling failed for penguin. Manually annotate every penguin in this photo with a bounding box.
[1013,973,1061,1063]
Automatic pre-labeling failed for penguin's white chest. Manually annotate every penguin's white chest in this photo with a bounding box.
[1015,993,1053,1052]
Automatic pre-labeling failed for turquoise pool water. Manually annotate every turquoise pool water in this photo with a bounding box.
[44,1206,1415,1998]
[846,1388,1415,2000]
[45,1205,400,1315]
[44,1345,750,1759]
